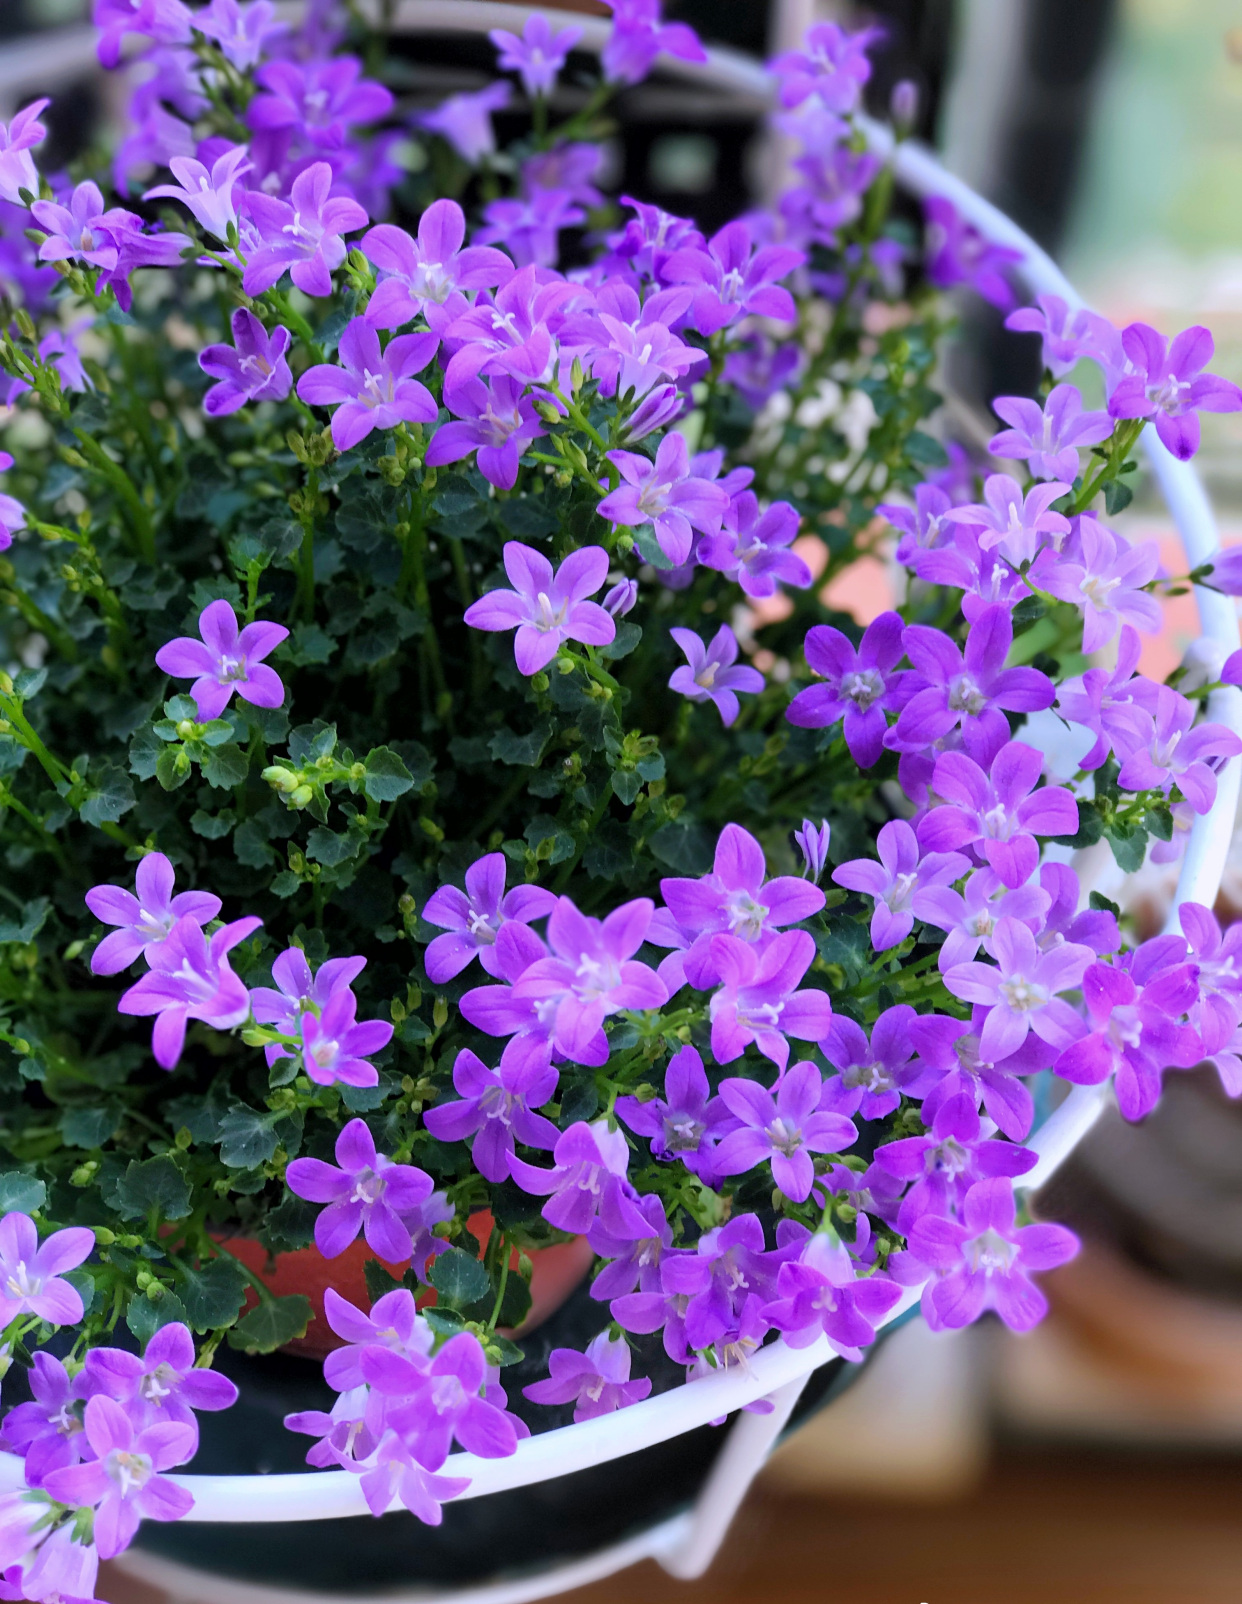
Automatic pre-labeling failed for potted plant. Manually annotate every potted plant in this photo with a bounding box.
[0,3,1240,1601]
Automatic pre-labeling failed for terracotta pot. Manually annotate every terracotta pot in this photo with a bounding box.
[220,1213,595,1359]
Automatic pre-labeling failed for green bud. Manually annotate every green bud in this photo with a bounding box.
[262,764,300,794]
[63,939,85,961]
[286,429,309,464]
[432,997,449,1029]
[290,784,314,808]
[390,997,407,1024]
[349,761,366,782]
[175,1126,193,1150]
[398,892,416,917]
[531,672,550,693]
[93,1226,116,1246]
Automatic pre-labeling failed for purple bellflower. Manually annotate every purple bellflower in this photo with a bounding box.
[878,483,956,566]
[913,867,1050,972]
[1106,322,1242,461]
[491,14,583,98]
[417,83,511,165]
[198,308,292,415]
[833,819,970,951]
[442,265,578,390]
[714,1061,857,1203]
[363,1330,519,1468]
[286,1119,433,1262]
[603,578,639,617]
[249,946,367,1067]
[1004,294,1115,378]
[298,990,393,1090]
[614,1045,732,1180]
[697,495,811,599]
[661,221,804,336]
[909,1010,1047,1143]
[600,0,707,85]
[652,1214,784,1353]
[1,1354,87,1487]
[794,819,832,883]
[874,1094,1036,1233]
[248,57,393,149]
[509,1119,647,1236]
[155,598,287,720]
[524,1331,651,1422]
[1039,517,1162,654]
[899,1177,1078,1332]
[1113,684,1242,814]
[242,162,369,298]
[1175,901,1242,1055]
[772,21,877,113]
[463,542,615,675]
[421,852,556,984]
[988,384,1113,481]
[707,930,833,1072]
[819,1005,924,1121]
[589,1193,674,1301]
[598,433,730,566]
[668,624,764,727]
[425,374,546,491]
[193,0,287,70]
[79,1322,237,1434]
[297,319,438,452]
[143,146,251,242]
[0,100,48,205]
[422,1043,560,1183]
[85,852,221,975]
[0,1213,95,1328]
[787,611,912,768]
[765,1229,900,1362]
[944,916,1092,1061]
[362,201,514,333]
[0,1492,101,1600]
[117,913,260,1069]
[1055,625,1156,769]
[924,196,1021,309]
[945,473,1072,568]
[917,740,1081,889]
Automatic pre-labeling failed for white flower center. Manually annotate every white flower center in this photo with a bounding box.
[840,668,884,711]
[964,1227,1019,1275]
[948,673,987,715]
[725,889,769,941]
[998,973,1047,1014]
[107,1448,155,1497]
[534,591,569,632]
[764,1116,803,1156]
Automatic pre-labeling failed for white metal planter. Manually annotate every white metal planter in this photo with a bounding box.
[3,6,1240,1601]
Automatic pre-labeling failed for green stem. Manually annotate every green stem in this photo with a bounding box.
[73,430,155,563]
[488,1242,511,1331]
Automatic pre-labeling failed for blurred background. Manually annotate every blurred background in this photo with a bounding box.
[7,0,1242,1600]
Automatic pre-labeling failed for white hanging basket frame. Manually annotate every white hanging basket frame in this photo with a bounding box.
[4,4,1240,1597]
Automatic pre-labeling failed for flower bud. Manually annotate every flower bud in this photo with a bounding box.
[890,78,919,132]
[603,578,638,617]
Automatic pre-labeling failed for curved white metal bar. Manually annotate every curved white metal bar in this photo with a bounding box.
[2,0,1229,1542]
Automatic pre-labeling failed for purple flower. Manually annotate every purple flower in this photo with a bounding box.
[0,1494,99,1601]
[362,1331,519,1471]
[422,1044,559,1182]
[566,285,702,400]
[697,494,811,599]
[614,1045,731,1179]
[1004,294,1116,379]
[475,190,584,271]
[1106,322,1242,461]
[879,484,957,566]
[924,196,1022,309]
[891,605,1055,758]
[286,1119,433,1262]
[155,598,287,720]
[463,542,615,675]
[722,334,804,410]
[900,1177,1078,1332]
[650,1214,783,1353]
[607,194,704,281]
[509,1119,647,1236]
[833,819,970,951]
[248,57,393,148]
[523,142,606,207]
[598,433,730,566]
[442,264,577,390]
[299,990,393,1089]
[524,1330,650,1422]
[507,896,667,1065]
[988,384,1114,481]
[668,624,764,727]
[1113,684,1242,814]
[1176,901,1242,1055]
[917,740,1081,889]
[600,0,706,86]
[43,1397,195,1560]
[944,915,1092,1060]
[1055,626,1157,770]
[31,183,136,275]
[417,82,511,165]
[1,1355,87,1487]
[820,1006,926,1121]
[780,147,882,249]
[649,821,825,991]
[707,930,833,1072]
[355,1432,471,1525]
[93,0,191,68]
[459,922,557,1066]
[118,914,260,1069]
[422,852,555,984]
[764,1230,900,1361]
[363,201,513,333]
[425,375,545,491]
[316,1288,433,1395]
[715,1061,856,1203]
[297,319,438,452]
[794,819,832,884]
[786,611,911,768]
[589,1193,673,1301]
[945,473,1072,567]
[0,100,48,205]
[193,0,286,70]
[771,21,877,113]
[491,14,583,98]
[874,1094,1036,1232]
[1052,960,1200,1122]
[913,527,1032,624]
[85,852,221,976]
[249,946,366,1066]
[1039,518,1161,653]
[913,867,1050,972]
[661,221,804,336]
[910,1010,1046,1142]
[243,162,369,298]
[143,146,251,242]
[79,1323,237,1434]
[198,308,292,415]
[603,578,638,617]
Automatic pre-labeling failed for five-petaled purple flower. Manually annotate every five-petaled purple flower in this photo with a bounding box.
[787,611,912,768]
[1040,517,1161,654]
[0,99,48,206]
[614,1044,732,1179]
[600,0,707,86]
[425,375,546,491]
[463,542,616,675]
[697,494,811,599]
[833,819,970,951]
[874,1094,1036,1233]
[155,598,287,720]
[242,162,369,298]
[0,1212,95,1328]
[491,13,583,98]
[924,196,1021,309]
[524,1330,651,1422]
[118,913,260,1069]
[820,1005,924,1121]
[944,916,1092,1061]
[765,1229,901,1361]
[286,1119,433,1262]
[794,819,832,883]
[707,930,833,1072]
[715,1061,856,1203]
[510,1119,647,1236]
[80,1321,238,1434]
[422,1044,560,1183]
[417,83,511,165]
[661,221,804,335]
[299,991,393,1089]
[85,852,221,976]
[248,56,393,148]
[144,146,251,243]
[249,946,366,1066]
[363,200,513,333]
[422,852,556,984]
[198,308,292,416]
[1106,322,1242,461]
[668,624,764,727]
[599,433,730,566]
[945,473,1071,568]
[988,384,1113,482]
[1113,684,1242,815]
[297,319,438,452]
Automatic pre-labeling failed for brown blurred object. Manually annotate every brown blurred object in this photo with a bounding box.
[96,1448,1242,1604]
[1226,25,1242,64]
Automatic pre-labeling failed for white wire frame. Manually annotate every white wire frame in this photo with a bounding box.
[4,5,1241,1597]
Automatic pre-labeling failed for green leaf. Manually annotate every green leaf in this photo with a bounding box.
[490,721,552,768]
[633,525,673,570]
[0,897,51,944]
[114,1155,192,1221]
[905,430,949,467]
[427,1246,490,1309]
[560,1081,598,1124]
[814,921,870,985]
[177,1257,250,1332]
[495,1274,532,1333]
[270,870,302,898]
[1104,822,1148,873]
[489,1332,525,1366]
[233,819,277,869]
[78,763,136,824]
[306,826,358,867]
[423,1306,466,1338]
[13,667,47,700]
[289,721,338,765]
[155,746,190,791]
[227,1293,313,1354]
[1089,891,1122,918]
[202,742,249,789]
[217,1107,279,1169]
[60,1107,119,1148]
[129,726,164,782]
[287,623,337,667]
[1104,478,1134,516]
[611,769,643,805]
[363,746,414,802]
[649,820,713,874]
[0,1172,46,1213]
[599,621,641,661]
[364,1259,402,1304]
[498,496,558,540]
[263,1192,318,1254]
[190,807,236,840]
[127,1290,190,1349]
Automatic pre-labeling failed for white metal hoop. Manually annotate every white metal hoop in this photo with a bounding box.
[6,6,1240,1596]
